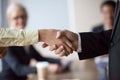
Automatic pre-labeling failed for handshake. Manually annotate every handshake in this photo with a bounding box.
[39,29,78,57]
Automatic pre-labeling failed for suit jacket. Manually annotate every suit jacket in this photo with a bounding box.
[78,0,120,79]
[0,45,61,80]
[92,24,104,32]
[78,30,111,60]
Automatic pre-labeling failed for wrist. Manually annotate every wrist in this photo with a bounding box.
[74,34,78,51]
[38,29,47,42]
[39,29,58,42]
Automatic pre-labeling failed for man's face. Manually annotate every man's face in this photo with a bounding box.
[101,5,115,26]
[8,8,27,29]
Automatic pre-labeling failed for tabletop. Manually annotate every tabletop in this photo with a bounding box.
[28,60,100,80]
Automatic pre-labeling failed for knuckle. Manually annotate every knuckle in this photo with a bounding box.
[66,47,71,52]
[69,44,73,47]
[59,40,64,44]
[63,30,67,32]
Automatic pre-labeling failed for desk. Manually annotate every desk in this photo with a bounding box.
[28,72,81,80]
[28,60,100,80]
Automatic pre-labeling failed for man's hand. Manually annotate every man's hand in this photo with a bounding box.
[57,30,78,51]
[42,30,78,57]
[39,29,74,56]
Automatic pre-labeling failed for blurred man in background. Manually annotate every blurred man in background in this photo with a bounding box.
[92,1,116,80]
[93,1,115,32]
[0,3,71,80]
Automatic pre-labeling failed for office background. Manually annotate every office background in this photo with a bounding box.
[0,0,116,70]
[0,0,115,61]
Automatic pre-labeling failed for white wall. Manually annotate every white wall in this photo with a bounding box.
[73,0,116,32]
[19,0,71,30]
[73,0,103,32]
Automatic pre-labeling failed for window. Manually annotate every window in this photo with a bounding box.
[20,0,71,30]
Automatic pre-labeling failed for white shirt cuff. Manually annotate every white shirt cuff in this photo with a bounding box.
[77,33,82,52]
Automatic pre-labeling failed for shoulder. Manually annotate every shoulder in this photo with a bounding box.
[7,46,24,56]
[92,24,104,32]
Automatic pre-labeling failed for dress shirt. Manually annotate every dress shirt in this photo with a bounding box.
[77,33,82,52]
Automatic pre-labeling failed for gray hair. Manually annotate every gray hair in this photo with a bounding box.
[6,3,27,19]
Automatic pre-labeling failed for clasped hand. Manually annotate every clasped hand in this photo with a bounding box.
[39,29,78,57]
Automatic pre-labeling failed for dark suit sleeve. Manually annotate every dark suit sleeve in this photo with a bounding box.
[3,49,37,76]
[78,30,112,60]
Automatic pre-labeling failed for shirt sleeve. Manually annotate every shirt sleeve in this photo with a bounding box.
[0,28,38,47]
[77,33,82,52]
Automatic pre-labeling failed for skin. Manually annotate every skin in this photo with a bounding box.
[53,30,78,56]
[101,5,115,29]
[8,7,27,29]
[43,30,78,56]
[39,29,73,56]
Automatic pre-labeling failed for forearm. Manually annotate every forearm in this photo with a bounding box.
[0,29,38,47]
[38,29,58,42]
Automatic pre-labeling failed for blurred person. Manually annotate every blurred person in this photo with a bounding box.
[93,1,115,32]
[0,3,71,80]
[92,1,116,80]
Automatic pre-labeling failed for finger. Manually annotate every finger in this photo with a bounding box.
[42,43,48,48]
[57,37,73,54]
[56,30,67,39]
[60,50,69,57]
[49,45,57,51]
[55,46,65,54]
[63,43,73,54]
[54,46,68,56]
[56,31,62,39]
[64,50,70,56]
[63,37,73,49]
[58,50,66,57]
[57,32,73,53]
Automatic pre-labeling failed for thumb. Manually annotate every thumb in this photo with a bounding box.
[56,31,62,39]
